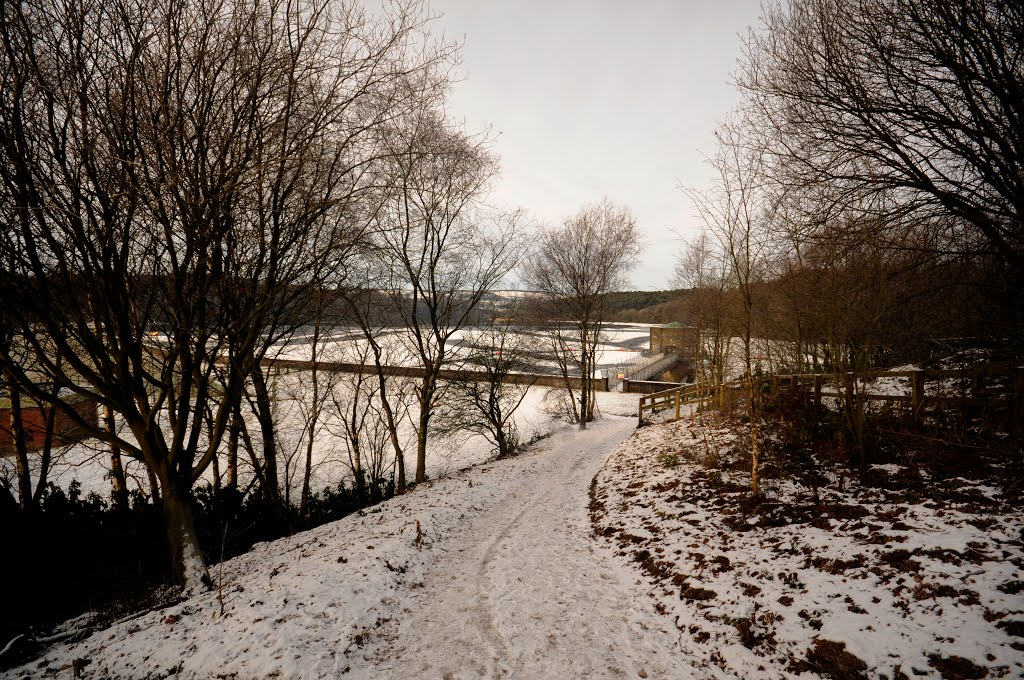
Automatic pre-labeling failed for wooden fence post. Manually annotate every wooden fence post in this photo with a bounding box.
[911,370,925,421]
[675,389,681,420]
[814,374,823,408]
[1013,367,1024,432]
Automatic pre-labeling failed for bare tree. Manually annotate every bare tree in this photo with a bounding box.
[275,288,355,516]
[337,282,420,493]
[673,229,731,389]
[686,123,775,497]
[327,342,411,502]
[371,110,526,485]
[0,0,458,589]
[295,292,345,516]
[447,319,538,459]
[524,200,643,429]
[741,0,1024,338]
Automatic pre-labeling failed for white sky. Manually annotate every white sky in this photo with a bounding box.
[428,0,766,291]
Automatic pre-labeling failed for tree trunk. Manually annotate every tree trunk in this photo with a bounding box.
[578,332,589,430]
[211,447,221,492]
[300,384,318,514]
[32,404,55,505]
[748,378,761,498]
[106,404,129,510]
[371,367,405,494]
[148,466,162,505]
[203,404,221,493]
[495,426,510,459]
[415,376,435,484]
[301,315,321,515]
[5,370,33,511]
[251,367,281,505]
[394,441,406,494]
[226,407,241,491]
[743,295,759,497]
[159,468,211,592]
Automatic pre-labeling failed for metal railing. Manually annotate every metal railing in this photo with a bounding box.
[606,351,676,391]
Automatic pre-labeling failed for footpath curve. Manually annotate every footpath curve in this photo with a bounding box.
[358,416,698,679]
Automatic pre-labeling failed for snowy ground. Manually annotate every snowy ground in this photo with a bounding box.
[4,394,703,679]
[593,414,1024,679]
[7,392,1020,679]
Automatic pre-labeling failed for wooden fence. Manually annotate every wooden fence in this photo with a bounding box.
[636,363,1023,428]
[637,382,723,426]
[769,363,1024,422]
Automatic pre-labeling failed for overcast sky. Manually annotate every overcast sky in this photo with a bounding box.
[427,0,766,291]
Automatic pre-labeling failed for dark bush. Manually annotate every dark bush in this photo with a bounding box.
[0,481,170,663]
[0,473,395,668]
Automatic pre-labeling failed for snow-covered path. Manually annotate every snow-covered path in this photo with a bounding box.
[359,416,698,679]
[5,411,700,680]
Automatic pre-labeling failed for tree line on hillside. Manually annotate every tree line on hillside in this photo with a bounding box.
[675,0,1022,497]
[601,290,685,324]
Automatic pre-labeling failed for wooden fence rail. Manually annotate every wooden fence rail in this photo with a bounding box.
[636,364,1023,429]
[769,364,1024,423]
[637,382,722,426]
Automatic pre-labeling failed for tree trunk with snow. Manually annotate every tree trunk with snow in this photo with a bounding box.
[159,470,211,591]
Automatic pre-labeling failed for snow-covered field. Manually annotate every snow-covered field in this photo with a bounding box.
[271,322,655,375]
[0,324,657,503]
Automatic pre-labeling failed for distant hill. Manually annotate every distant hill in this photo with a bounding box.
[603,290,691,324]
[477,288,692,325]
